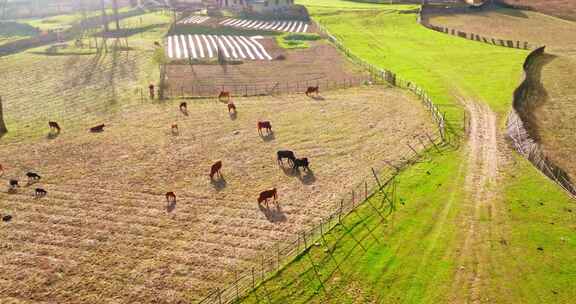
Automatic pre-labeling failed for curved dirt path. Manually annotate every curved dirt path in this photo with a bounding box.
[450,100,500,303]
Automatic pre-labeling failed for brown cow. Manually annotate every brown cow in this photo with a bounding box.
[90,124,105,133]
[218,91,231,101]
[257,121,272,136]
[210,160,222,180]
[258,188,277,207]
[305,86,319,96]
[48,121,61,133]
[227,102,236,113]
[180,102,187,113]
[171,124,179,135]
[166,192,176,203]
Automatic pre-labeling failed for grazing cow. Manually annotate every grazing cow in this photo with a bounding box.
[149,84,155,99]
[210,160,222,180]
[180,102,187,113]
[171,124,179,135]
[277,150,296,166]
[257,121,272,136]
[9,179,19,190]
[2,215,12,222]
[218,91,230,101]
[258,188,277,206]
[48,121,61,133]
[26,172,41,182]
[90,124,105,133]
[35,188,47,198]
[166,192,176,203]
[227,102,236,113]
[293,157,310,172]
[305,86,319,96]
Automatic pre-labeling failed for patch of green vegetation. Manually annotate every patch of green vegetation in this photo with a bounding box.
[241,147,466,303]
[276,33,321,49]
[296,0,409,10]
[169,24,281,37]
[0,21,39,45]
[303,5,526,125]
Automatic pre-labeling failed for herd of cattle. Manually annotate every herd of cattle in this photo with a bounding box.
[2,87,321,219]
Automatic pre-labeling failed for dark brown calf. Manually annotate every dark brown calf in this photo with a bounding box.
[258,188,277,207]
[210,161,222,180]
[166,192,176,203]
[257,121,272,136]
[305,86,319,96]
[48,121,61,133]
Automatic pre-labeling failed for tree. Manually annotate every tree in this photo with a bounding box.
[112,0,120,31]
[0,96,8,136]
[100,0,109,32]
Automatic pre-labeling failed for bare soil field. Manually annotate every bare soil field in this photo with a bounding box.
[430,8,576,189]
[0,86,434,303]
[498,0,576,21]
[165,40,368,96]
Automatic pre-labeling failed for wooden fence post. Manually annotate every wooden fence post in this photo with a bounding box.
[365,181,368,200]
[251,267,255,289]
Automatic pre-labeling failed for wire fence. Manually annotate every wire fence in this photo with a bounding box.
[313,20,449,143]
[197,128,445,304]
[419,4,535,50]
[162,75,376,99]
[506,46,576,199]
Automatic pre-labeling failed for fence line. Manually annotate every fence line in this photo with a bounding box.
[197,129,444,304]
[313,20,448,143]
[161,75,375,99]
[419,4,534,50]
[506,46,576,199]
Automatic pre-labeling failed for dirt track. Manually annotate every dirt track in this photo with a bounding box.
[450,101,500,303]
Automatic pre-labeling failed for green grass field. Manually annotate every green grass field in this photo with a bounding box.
[236,1,576,303]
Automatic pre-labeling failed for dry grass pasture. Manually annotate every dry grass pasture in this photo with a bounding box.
[0,86,434,303]
[430,8,576,189]
[0,11,171,142]
[498,0,576,21]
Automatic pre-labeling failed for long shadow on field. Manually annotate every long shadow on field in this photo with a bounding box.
[210,176,227,191]
[258,203,287,223]
[229,111,237,120]
[281,165,301,178]
[260,132,275,142]
[298,169,316,185]
[166,200,176,213]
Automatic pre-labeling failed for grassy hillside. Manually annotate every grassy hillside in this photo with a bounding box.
[236,1,576,303]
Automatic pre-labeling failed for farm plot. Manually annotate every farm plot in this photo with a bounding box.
[0,86,434,303]
[178,15,211,25]
[220,18,309,33]
[429,8,576,185]
[166,34,273,60]
[165,40,367,96]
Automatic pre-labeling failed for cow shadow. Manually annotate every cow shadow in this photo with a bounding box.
[298,169,316,185]
[166,200,177,213]
[180,108,189,116]
[258,203,287,223]
[229,111,237,120]
[260,132,275,142]
[210,176,227,191]
[310,95,325,101]
[281,165,300,178]
[47,132,60,139]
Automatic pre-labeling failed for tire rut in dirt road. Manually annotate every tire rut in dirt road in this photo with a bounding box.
[450,100,500,304]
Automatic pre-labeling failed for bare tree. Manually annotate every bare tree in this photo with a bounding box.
[100,0,109,32]
[112,0,120,31]
[0,96,8,136]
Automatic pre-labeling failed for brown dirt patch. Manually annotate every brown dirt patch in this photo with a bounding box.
[165,40,367,96]
[0,86,433,303]
[498,0,576,21]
